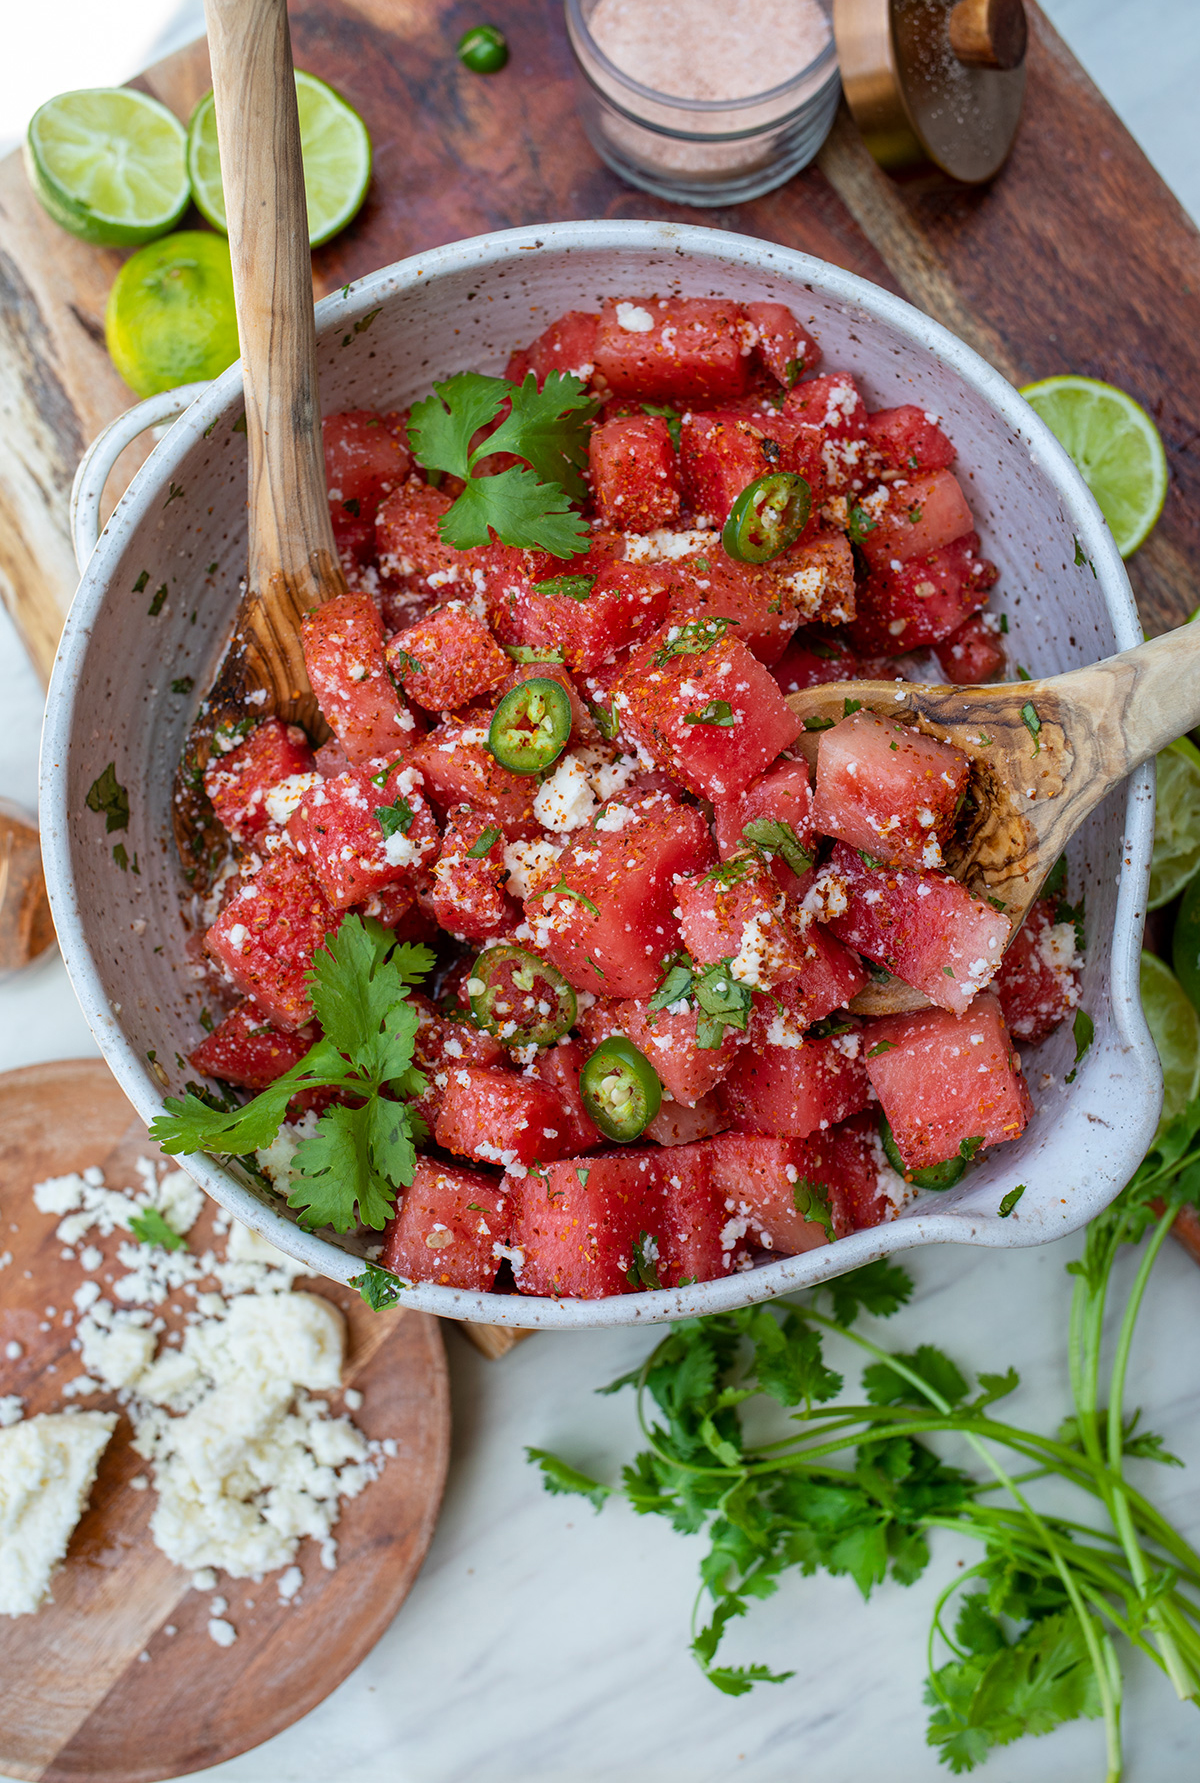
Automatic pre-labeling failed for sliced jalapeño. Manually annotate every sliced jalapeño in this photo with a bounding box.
[579,1036,662,1142]
[488,677,572,775]
[721,472,811,564]
[467,944,577,1046]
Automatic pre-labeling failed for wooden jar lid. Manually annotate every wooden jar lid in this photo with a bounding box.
[833,0,1028,183]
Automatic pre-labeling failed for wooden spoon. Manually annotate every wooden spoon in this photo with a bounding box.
[786,622,1199,1015]
[173,0,347,885]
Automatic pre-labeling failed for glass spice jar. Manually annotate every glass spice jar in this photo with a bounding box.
[564,0,841,207]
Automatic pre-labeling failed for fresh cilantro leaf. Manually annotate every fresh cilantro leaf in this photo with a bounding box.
[113,843,130,871]
[388,647,423,677]
[858,850,886,870]
[956,1592,1009,1657]
[649,957,696,1014]
[792,1176,834,1241]
[546,877,600,917]
[350,1262,407,1309]
[693,961,753,1036]
[652,616,737,666]
[684,699,736,728]
[740,818,812,877]
[376,797,415,839]
[148,583,168,616]
[626,1231,664,1291]
[170,676,194,695]
[150,1057,336,1157]
[864,1345,969,1409]
[467,825,502,857]
[1043,854,1067,899]
[526,1447,611,1511]
[533,574,596,602]
[959,1135,985,1161]
[408,371,507,477]
[827,1259,915,1325]
[705,1663,795,1697]
[639,401,682,450]
[85,763,130,833]
[1020,701,1042,752]
[1064,1008,1094,1083]
[867,1041,895,1058]
[998,1184,1026,1218]
[289,1101,399,1233]
[1072,536,1096,576]
[1016,664,1032,681]
[843,697,863,716]
[128,1206,186,1251]
[485,371,597,497]
[847,503,878,544]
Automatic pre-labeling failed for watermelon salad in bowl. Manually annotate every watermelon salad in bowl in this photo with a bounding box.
[41,221,1158,1327]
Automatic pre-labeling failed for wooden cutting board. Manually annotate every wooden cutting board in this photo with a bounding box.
[0,1060,450,1783]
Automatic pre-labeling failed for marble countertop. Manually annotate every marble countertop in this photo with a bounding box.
[3,2,1200,1775]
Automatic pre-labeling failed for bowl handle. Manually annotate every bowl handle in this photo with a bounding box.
[70,383,215,573]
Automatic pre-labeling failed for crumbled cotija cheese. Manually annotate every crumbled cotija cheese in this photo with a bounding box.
[0,1412,117,1616]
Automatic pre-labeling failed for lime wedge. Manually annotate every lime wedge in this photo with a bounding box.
[24,88,189,248]
[1140,950,1200,1130]
[187,72,371,248]
[1020,375,1167,558]
[105,231,239,398]
[1148,736,1200,910]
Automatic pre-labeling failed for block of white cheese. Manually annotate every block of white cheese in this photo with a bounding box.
[0,1411,117,1616]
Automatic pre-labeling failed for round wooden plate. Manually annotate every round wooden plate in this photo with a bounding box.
[0,1061,451,1783]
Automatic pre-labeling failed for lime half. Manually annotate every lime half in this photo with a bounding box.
[1021,375,1167,558]
[187,71,371,247]
[1148,736,1200,911]
[105,231,239,398]
[25,88,189,247]
[1140,951,1200,1131]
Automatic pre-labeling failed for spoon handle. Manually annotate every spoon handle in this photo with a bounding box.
[1053,618,1200,780]
[204,0,345,696]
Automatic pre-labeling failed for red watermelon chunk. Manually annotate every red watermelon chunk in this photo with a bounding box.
[385,601,509,713]
[302,592,420,767]
[288,762,439,911]
[934,612,1007,684]
[783,372,870,494]
[589,415,681,532]
[812,708,970,872]
[486,545,674,674]
[993,899,1081,1043]
[707,1132,834,1254]
[579,995,746,1107]
[677,855,809,990]
[409,995,505,1130]
[655,1142,735,1284]
[412,716,541,840]
[374,477,464,587]
[864,993,1033,1169]
[666,547,802,667]
[645,1093,731,1147]
[679,410,805,529]
[508,310,599,387]
[850,533,998,654]
[435,1065,576,1169]
[593,297,751,404]
[744,302,821,385]
[713,757,815,894]
[427,805,516,941]
[323,408,412,531]
[205,849,335,1031]
[817,842,1009,1015]
[509,1150,661,1297]
[760,527,856,630]
[528,1039,602,1154]
[771,630,890,696]
[189,999,316,1089]
[864,405,956,476]
[204,717,317,842]
[526,791,715,997]
[615,623,803,801]
[854,470,975,571]
[717,1026,871,1138]
[380,1159,510,1291]
[746,923,869,1040]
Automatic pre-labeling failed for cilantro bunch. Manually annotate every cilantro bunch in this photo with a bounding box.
[150,916,432,1233]
[529,1099,1200,1776]
[407,370,598,556]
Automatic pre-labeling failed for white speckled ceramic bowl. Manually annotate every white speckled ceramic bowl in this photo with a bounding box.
[42,220,1159,1329]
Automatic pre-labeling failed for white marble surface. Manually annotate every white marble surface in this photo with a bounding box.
[3,2,1200,1777]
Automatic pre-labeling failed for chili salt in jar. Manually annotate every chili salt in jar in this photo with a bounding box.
[565,0,840,206]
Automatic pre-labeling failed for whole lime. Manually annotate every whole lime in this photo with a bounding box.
[105,230,239,397]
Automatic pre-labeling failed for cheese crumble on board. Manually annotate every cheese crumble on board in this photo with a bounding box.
[1,1156,393,1635]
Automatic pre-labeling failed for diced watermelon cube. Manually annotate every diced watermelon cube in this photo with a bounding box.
[288,761,439,911]
[818,842,1010,1015]
[526,792,715,997]
[486,546,674,674]
[677,856,809,990]
[435,1065,576,1168]
[204,718,316,841]
[412,717,541,840]
[426,805,516,941]
[205,849,335,1031]
[934,612,1007,684]
[760,527,857,631]
[864,993,1033,1169]
[529,1039,602,1153]
[374,477,463,586]
[717,1026,871,1138]
[655,1142,736,1284]
[666,547,801,667]
[593,297,751,404]
[615,624,803,802]
[189,999,316,1089]
[645,1093,731,1147]
[850,533,998,654]
[744,301,821,385]
[707,1132,833,1254]
[812,708,970,872]
[772,630,890,696]
[410,995,505,1131]
[784,372,870,494]
[864,405,956,476]
[509,1149,661,1297]
[679,409,826,530]
[589,415,681,532]
[385,601,509,713]
[380,1159,510,1291]
[854,470,975,571]
[302,592,419,767]
[323,408,412,524]
[714,757,815,894]
[993,898,1081,1043]
[817,1113,893,1233]
[314,736,352,777]
[510,310,600,387]
[746,923,869,1039]
[578,995,746,1107]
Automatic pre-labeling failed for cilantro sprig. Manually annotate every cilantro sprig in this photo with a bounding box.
[407,370,598,556]
[150,917,434,1233]
[527,1105,1200,1774]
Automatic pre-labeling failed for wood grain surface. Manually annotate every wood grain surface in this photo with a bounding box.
[0,0,1197,684]
[0,1060,451,1783]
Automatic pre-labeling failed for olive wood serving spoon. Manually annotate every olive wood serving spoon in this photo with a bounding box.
[173,0,347,885]
[785,621,1200,1015]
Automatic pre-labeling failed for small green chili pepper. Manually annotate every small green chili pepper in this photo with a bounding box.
[468,944,577,1047]
[721,472,811,564]
[457,24,509,73]
[488,677,572,774]
[880,1116,966,1191]
[579,1036,662,1143]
